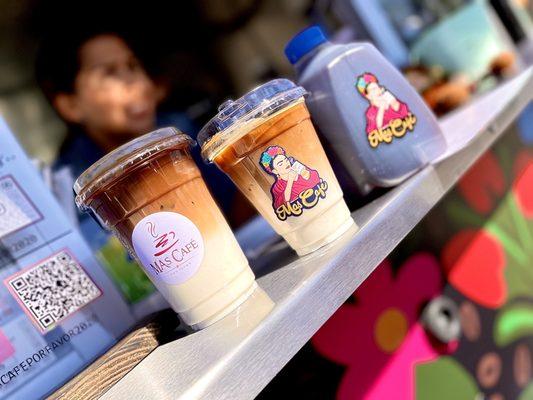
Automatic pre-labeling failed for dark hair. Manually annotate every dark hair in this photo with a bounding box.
[35,27,131,103]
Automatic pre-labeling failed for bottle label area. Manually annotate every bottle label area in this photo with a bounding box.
[356,72,418,148]
[259,145,328,221]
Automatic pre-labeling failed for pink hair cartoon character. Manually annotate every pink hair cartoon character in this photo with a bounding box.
[356,73,417,148]
[260,145,327,220]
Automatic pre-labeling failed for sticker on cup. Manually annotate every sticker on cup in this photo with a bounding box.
[356,72,417,149]
[259,145,328,221]
[132,212,204,285]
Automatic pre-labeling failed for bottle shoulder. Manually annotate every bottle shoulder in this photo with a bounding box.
[298,42,380,82]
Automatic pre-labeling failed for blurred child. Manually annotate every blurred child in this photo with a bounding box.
[36,29,162,178]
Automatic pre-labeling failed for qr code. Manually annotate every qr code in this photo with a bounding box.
[5,250,101,332]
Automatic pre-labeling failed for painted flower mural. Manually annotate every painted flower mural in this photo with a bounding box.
[311,134,533,399]
[312,253,453,400]
[441,229,506,308]
[443,149,533,308]
[260,112,533,400]
[417,144,533,399]
[514,161,533,218]
[457,151,505,215]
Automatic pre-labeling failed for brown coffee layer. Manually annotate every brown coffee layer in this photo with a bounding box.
[93,146,250,287]
[85,149,230,247]
[115,174,234,250]
[214,101,311,168]
[89,149,199,228]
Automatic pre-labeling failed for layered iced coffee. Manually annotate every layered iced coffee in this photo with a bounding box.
[74,128,257,329]
[199,79,356,255]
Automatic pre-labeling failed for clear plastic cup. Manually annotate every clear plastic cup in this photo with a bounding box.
[74,127,257,329]
[199,79,356,255]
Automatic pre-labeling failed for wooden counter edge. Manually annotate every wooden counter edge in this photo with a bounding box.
[47,310,178,400]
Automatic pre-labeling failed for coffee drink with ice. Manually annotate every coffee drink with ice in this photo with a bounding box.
[199,80,356,255]
[75,128,257,329]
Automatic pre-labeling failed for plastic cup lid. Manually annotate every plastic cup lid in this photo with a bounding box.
[198,79,306,162]
[74,127,193,211]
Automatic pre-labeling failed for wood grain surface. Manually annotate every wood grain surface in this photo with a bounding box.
[48,309,180,400]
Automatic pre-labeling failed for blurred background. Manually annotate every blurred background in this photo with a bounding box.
[0,0,530,163]
[0,1,532,399]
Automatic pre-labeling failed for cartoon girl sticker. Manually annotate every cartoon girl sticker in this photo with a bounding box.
[260,145,327,220]
[356,73,417,148]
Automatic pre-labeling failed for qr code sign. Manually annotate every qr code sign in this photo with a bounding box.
[5,250,101,332]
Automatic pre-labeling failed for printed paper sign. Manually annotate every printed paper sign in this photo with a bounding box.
[0,316,57,396]
[0,329,15,363]
[0,176,42,239]
[5,250,102,333]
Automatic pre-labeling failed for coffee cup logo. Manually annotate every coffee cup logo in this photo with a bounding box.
[132,212,204,285]
[260,145,328,221]
[356,72,417,149]
[147,222,180,257]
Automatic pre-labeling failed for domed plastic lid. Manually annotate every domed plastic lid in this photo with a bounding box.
[74,127,193,211]
[198,79,306,162]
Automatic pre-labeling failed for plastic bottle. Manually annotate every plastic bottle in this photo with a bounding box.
[285,26,447,189]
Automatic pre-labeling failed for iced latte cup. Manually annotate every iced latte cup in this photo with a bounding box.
[74,128,257,329]
[199,79,356,255]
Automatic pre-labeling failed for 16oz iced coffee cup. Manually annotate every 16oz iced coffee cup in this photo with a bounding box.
[74,128,257,329]
[198,79,356,255]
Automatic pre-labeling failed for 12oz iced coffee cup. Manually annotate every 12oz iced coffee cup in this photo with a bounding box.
[198,79,356,255]
[74,128,257,330]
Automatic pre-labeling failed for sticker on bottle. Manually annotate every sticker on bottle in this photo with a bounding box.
[132,212,204,285]
[259,145,328,221]
[355,72,417,149]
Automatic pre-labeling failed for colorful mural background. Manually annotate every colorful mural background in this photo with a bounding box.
[259,115,533,400]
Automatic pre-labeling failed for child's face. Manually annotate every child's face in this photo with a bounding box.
[63,35,157,140]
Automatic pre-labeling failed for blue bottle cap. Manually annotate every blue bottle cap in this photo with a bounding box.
[284,25,328,65]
